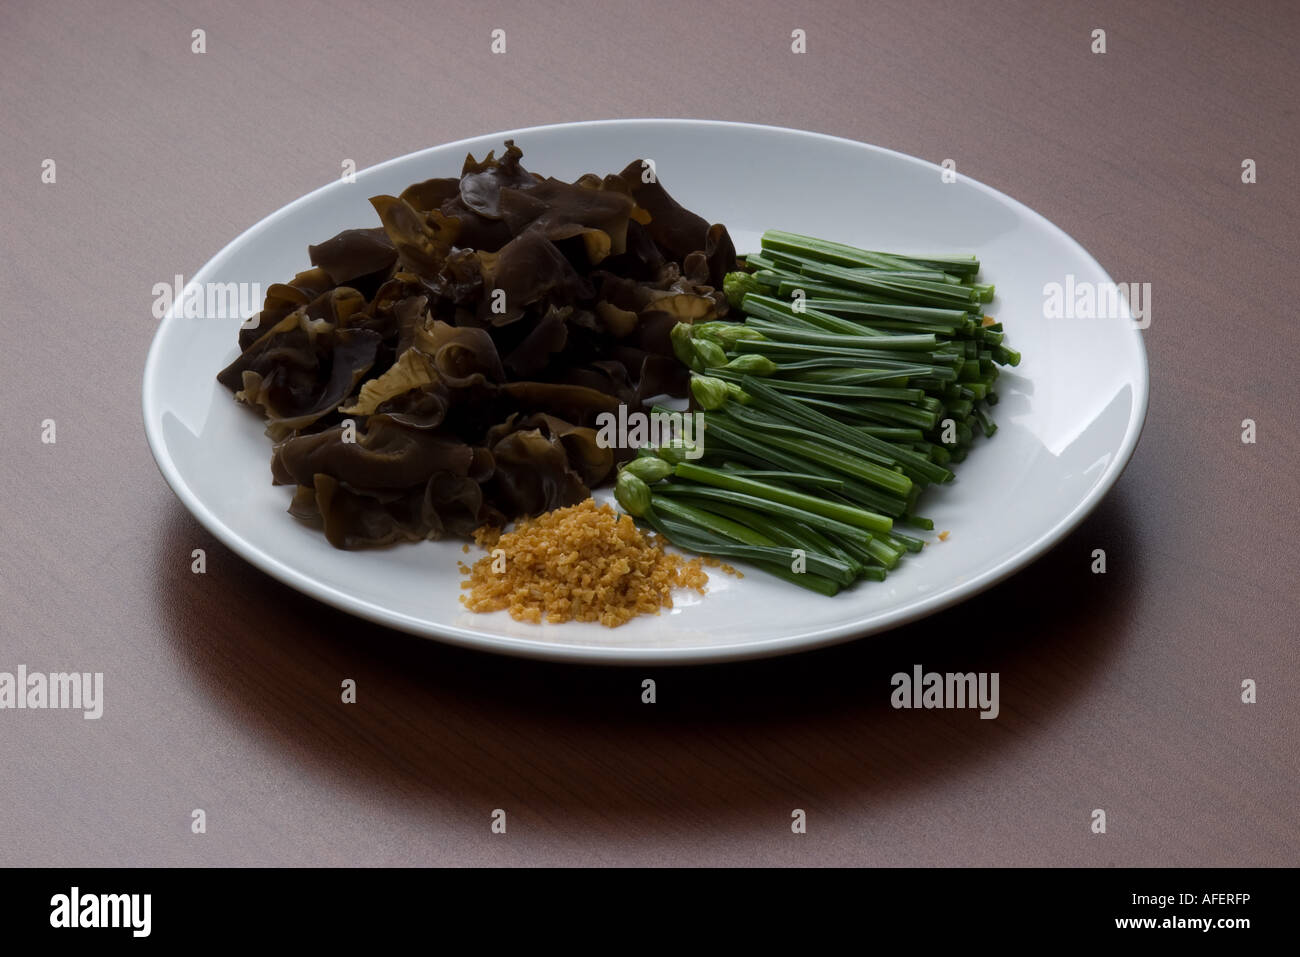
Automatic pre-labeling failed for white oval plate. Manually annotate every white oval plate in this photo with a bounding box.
[143,119,1147,664]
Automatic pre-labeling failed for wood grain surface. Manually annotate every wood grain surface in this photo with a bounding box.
[1,0,1296,867]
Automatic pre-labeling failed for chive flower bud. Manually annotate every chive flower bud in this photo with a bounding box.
[696,322,765,348]
[615,470,652,517]
[722,271,763,310]
[655,439,701,465]
[690,375,731,411]
[722,354,777,375]
[693,339,727,369]
[670,322,697,369]
[622,456,673,483]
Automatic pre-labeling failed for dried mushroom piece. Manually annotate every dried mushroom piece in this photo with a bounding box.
[307,228,398,286]
[271,418,474,491]
[369,195,460,278]
[338,347,438,417]
[477,229,592,325]
[457,141,537,219]
[238,267,336,349]
[486,424,591,518]
[220,316,382,440]
[617,157,713,264]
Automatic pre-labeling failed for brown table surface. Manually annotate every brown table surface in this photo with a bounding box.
[1,0,1296,867]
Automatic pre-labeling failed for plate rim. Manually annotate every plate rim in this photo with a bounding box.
[141,117,1149,665]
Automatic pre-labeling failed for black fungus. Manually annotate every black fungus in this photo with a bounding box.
[219,140,737,547]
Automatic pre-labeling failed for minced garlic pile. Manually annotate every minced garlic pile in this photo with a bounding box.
[458,499,709,627]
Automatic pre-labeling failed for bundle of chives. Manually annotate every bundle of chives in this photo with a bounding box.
[614,230,1021,595]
